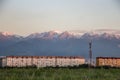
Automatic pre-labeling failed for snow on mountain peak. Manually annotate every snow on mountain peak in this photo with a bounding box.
[0,32,23,40]
[27,31,61,39]
[58,31,74,39]
[26,30,120,40]
[1,29,120,41]
[50,30,62,34]
[1,32,13,36]
[81,30,120,40]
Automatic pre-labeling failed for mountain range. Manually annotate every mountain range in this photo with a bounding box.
[0,29,120,59]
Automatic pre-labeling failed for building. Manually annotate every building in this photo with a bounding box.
[0,56,85,67]
[96,57,120,67]
[0,56,6,67]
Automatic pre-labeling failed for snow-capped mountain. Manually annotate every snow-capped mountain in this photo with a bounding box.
[0,29,120,58]
[26,30,120,40]
[1,29,120,41]
[27,31,62,39]
[81,31,120,40]
[0,32,13,36]
[0,32,23,40]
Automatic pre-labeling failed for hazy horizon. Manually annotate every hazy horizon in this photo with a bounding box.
[0,0,120,36]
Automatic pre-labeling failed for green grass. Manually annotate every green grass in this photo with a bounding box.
[0,68,120,80]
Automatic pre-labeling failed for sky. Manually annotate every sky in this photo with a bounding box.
[0,0,120,36]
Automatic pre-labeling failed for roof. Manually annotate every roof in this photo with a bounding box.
[96,57,120,59]
[6,56,84,59]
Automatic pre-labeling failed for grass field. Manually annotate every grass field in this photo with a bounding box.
[0,68,120,80]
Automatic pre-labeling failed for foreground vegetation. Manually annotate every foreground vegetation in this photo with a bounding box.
[0,67,120,80]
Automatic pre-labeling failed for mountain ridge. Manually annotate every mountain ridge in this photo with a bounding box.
[0,30,120,58]
[1,30,120,40]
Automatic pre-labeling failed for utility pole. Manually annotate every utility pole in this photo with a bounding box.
[89,40,92,68]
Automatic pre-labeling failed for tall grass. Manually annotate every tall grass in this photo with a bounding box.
[0,68,120,80]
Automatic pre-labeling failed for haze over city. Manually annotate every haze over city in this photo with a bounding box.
[0,0,120,36]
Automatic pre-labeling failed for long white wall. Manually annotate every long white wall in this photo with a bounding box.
[0,56,85,67]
